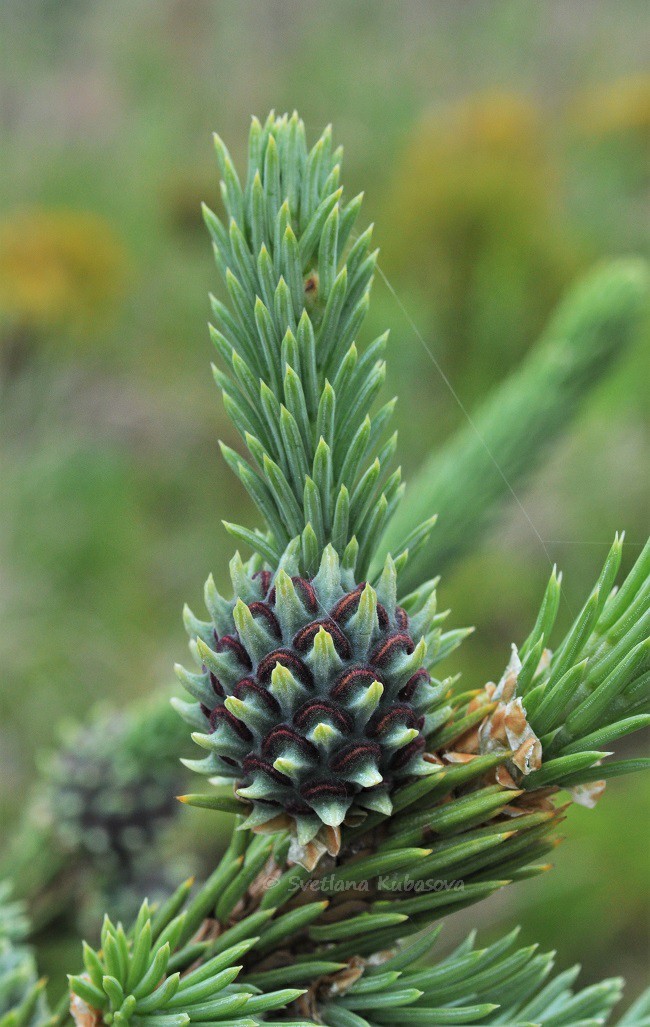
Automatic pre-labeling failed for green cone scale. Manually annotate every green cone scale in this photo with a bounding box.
[175,543,452,849]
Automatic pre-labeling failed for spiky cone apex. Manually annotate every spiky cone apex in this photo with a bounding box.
[175,544,446,862]
[198,111,427,579]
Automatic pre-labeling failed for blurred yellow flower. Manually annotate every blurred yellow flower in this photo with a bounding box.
[381,91,582,397]
[570,73,650,140]
[0,208,128,333]
[434,90,543,157]
[386,91,558,264]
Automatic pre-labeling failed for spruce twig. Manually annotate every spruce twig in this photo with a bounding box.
[35,111,649,1026]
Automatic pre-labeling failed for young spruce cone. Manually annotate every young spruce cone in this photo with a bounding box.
[174,543,446,856]
[46,705,184,873]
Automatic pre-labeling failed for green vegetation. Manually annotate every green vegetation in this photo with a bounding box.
[1,3,648,1020]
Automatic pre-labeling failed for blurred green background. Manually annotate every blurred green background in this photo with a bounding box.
[1,0,648,1001]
